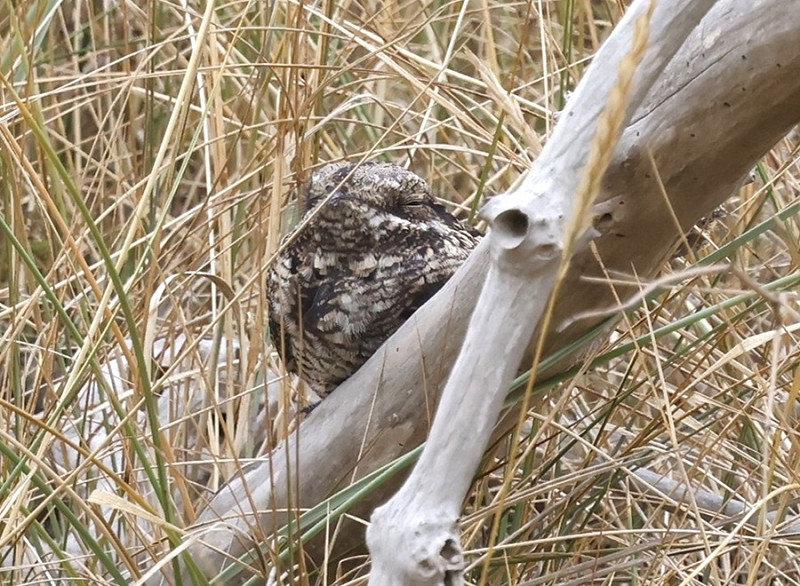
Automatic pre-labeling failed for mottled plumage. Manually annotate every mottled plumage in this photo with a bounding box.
[268,162,480,396]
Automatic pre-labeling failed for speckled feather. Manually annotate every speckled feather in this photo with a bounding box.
[267,162,480,396]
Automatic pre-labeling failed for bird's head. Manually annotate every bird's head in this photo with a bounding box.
[302,162,469,247]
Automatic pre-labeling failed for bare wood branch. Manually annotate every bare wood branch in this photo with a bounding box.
[364,2,720,583]
[153,1,800,583]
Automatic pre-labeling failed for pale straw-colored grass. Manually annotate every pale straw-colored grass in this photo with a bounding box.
[2,1,800,584]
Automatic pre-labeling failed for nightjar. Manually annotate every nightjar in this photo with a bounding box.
[267,162,480,397]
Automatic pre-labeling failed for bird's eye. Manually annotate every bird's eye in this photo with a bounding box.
[403,193,426,208]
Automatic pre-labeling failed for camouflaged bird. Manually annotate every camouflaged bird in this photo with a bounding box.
[267,162,480,396]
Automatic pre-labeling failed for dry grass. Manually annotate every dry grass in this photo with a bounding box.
[2,0,800,584]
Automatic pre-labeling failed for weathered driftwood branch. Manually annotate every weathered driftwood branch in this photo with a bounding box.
[364,1,719,583]
[155,1,800,583]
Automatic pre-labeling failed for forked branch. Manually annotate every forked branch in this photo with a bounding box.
[365,1,717,583]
